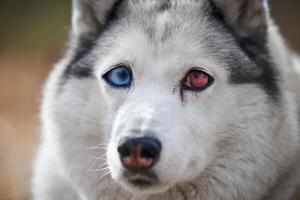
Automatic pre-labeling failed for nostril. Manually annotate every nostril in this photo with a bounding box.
[140,141,161,159]
[118,144,131,158]
[141,147,156,159]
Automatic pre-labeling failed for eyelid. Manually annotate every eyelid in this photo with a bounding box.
[181,67,211,84]
[102,63,130,75]
[186,67,211,76]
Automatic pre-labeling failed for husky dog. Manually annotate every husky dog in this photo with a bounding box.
[32,0,300,199]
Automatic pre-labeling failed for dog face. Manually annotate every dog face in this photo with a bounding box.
[100,25,222,193]
[98,13,235,193]
[49,0,281,196]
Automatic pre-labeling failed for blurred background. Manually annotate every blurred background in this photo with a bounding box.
[0,1,299,200]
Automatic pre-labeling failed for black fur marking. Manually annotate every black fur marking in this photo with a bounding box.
[231,39,280,99]
[207,0,280,100]
[64,37,97,78]
[159,0,171,12]
[64,0,126,79]
[69,63,94,78]
[105,0,126,24]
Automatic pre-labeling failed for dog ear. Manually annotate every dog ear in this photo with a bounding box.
[72,0,119,41]
[212,0,269,43]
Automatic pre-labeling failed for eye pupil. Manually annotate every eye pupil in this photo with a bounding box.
[103,66,132,88]
[116,69,129,83]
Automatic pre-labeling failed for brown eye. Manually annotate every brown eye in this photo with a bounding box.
[182,69,214,91]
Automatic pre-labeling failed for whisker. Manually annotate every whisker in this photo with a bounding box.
[88,167,110,172]
[92,158,107,162]
[88,155,107,160]
[85,146,108,150]
[87,160,101,172]
[96,143,108,147]
[93,144,108,148]
[96,155,107,159]
[87,156,107,172]
[88,161,108,171]
[98,171,110,181]
[84,143,108,151]
[96,163,108,169]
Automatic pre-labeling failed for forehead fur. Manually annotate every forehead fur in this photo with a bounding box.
[121,0,209,40]
[98,0,236,59]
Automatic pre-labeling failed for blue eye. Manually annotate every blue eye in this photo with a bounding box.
[102,66,132,88]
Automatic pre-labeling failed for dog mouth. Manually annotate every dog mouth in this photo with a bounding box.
[123,171,159,188]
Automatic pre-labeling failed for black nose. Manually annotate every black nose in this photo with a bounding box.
[117,137,161,171]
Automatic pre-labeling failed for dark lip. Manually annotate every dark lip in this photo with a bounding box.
[123,170,159,188]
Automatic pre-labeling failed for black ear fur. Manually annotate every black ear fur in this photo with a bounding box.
[212,0,268,43]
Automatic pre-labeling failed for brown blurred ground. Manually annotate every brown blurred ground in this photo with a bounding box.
[0,1,300,200]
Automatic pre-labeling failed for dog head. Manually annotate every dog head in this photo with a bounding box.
[49,0,283,196]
